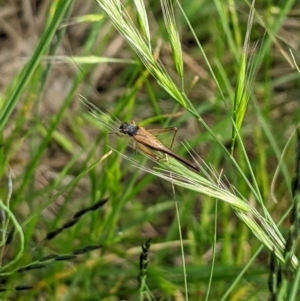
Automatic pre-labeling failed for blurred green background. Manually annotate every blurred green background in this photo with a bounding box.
[0,0,299,300]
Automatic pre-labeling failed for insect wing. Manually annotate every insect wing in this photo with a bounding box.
[133,127,166,150]
[135,127,199,171]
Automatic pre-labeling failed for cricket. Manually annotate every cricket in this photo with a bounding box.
[119,121,199,172]
[80,96,199,172]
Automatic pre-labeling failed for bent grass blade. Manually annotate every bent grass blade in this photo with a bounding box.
[124,152,299,269]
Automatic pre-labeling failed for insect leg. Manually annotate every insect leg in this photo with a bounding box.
[133,140,137,155]
[147,127,178,149]
[136,143,160,160]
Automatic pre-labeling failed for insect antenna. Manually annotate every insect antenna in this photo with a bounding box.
[79,94,121,134]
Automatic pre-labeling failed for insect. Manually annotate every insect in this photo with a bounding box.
[119,121,199,172]
[80,95,199,172]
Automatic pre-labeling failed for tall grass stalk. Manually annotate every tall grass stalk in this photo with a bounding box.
[95,0,298,269]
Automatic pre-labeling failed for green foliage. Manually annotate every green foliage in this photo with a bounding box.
[0,0,299,300]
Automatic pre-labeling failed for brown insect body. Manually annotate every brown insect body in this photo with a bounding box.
[119,122,199,172]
